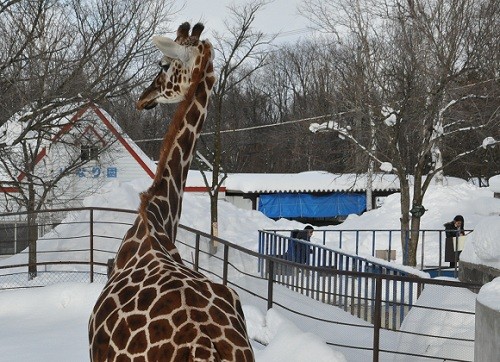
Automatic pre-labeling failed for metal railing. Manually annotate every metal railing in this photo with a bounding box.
[0,208,481,361]
[260,228,470,276]
[257,229,430,331]
[177,224,480,362]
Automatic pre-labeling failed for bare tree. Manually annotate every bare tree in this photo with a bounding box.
[197,0,274,249]
[304,0,500,265]
[0,0,177,277]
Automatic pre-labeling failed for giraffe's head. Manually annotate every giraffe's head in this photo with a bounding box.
[137,22,212,110]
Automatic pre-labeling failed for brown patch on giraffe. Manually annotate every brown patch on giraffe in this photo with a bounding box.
[137,287,157,311]
[203,322,224,339]
[146,346,159,361]
[240,348,255,361]
[173,346,192,361]
[114,319,132,350]
[171,309,188,327]
[214,338,233,357]
[174,322,197,344]
[143,272,161,286]
[225,326,250,345]
[195,83,208,109]
[149,319,174,344]
[135,252,154,269]
[130,269,146,284]
[159,276,184,290]
[157,342,176,358]
[126,314,147,331]
[128,330,148,354]
[117,284,140,306]
[189,308,210,323]
[94,296,118,325]
[150,290,182,318]
[209,305,231,326]
[184,285,210,308]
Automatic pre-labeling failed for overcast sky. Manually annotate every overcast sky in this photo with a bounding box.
[173,0,314,44]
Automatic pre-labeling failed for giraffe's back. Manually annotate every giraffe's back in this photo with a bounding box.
[89,250,255,361]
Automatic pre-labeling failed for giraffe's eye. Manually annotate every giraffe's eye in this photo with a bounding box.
[159,60,170,72]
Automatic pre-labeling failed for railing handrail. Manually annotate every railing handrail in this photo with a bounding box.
[0,206,138,219]
[262,228,473,232]
[258,229,425,278]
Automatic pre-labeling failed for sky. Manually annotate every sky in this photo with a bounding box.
[0,174,499,361]
[173,0,314,45]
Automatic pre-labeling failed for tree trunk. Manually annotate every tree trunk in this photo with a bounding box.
[399,179,411,265]
[408,216,422,267]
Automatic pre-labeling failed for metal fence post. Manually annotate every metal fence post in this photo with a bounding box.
[355,230,360,255]
[438,231,443,276]
[420,231,425,270]
[222,243,229,285]
[90,208,94,283]
[267,259,274,310]
[194,233,200,271]
[373,276,382,362]
[258,231,263,273]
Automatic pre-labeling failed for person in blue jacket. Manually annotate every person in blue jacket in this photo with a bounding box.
[288,225,314,264]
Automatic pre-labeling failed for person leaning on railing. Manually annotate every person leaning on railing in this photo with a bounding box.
[287,225,314,264]
[443,215,465,268]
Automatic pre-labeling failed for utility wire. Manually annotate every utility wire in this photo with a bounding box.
[132,112,347,144]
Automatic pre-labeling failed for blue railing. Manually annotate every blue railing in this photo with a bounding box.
[258,230,426,278]
[258,230,430,330]
[260,228,470,276]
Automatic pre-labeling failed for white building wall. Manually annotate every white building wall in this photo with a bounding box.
[225,195,254,211]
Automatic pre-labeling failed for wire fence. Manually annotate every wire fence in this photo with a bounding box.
[0,207,482,361]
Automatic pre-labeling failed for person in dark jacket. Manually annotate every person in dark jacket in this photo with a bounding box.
[444,215,465,267]
[288,225,314,264]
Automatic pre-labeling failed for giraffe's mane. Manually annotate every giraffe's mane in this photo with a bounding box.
[138,41,212,228]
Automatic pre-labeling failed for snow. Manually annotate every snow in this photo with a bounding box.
[489,174,500,193]
[0,173,499,361]
[308,120,332,133]
[461,217,500,265]
[393,282,477,361]
[225,171,399,193]
[477,277,500,312]
[379,162,393,172]
[383,114,397,127]
[482,136,496,149]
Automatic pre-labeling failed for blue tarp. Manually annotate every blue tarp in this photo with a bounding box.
[258,193,366,218]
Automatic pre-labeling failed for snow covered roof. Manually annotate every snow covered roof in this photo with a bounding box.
[224,171,400,193]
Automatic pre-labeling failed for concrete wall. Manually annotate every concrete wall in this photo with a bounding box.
[459,261,500,285]
[475,298,500,361]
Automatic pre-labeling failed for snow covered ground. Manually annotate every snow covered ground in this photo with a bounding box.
[0,175,499,361]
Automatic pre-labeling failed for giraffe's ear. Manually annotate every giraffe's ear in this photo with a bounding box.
[152,36,191,63]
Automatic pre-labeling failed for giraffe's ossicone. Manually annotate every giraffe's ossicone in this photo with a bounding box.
[89,22,255,362]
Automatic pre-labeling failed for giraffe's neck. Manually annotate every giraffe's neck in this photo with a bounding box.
[139,42,214,245]
[112,42,214,273]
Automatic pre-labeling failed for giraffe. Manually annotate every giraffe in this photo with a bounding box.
[89,22,255,362]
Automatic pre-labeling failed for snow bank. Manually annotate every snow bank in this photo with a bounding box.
[461,216,500,270]
[477,276,500,312]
